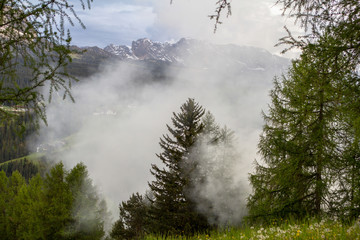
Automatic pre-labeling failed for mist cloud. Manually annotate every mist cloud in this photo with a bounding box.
[36,43,288,224]
[187,130,249,226]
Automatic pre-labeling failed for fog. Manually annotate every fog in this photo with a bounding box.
[35,43,289,225]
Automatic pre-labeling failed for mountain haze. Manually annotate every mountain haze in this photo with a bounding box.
[69,38,289,80]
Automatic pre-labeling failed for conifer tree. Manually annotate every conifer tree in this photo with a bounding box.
[0,171,8,236]
[247,45,356,223]
[111,193,148,240]
[65,162,107,240]
[13,174,46,239]
[5,171,26,238]
[148,98,209,236]
[42,163,73,239]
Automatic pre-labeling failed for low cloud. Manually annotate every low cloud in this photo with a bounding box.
[36,43,288,224]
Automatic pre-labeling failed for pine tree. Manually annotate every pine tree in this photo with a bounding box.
[148,98,209,236]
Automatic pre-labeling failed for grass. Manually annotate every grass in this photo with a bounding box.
[0,152,45,167]
[0,133,76,168]
[144,218,360,239]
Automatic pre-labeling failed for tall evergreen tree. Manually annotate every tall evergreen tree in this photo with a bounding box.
[247,45,357,223]
[148,98,210,236]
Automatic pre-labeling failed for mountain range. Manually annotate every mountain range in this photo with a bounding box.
[68,38,290,80]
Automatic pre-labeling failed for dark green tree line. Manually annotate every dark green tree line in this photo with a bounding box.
[0,113,37,163]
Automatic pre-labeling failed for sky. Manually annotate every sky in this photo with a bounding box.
[68,0,299,56]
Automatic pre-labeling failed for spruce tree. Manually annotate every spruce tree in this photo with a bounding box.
[148,98,209,236]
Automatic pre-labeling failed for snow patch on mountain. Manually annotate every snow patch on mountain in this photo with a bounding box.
[103,38,290,72]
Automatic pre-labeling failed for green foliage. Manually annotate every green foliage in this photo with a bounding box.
[0,158,40,180]
[42,162,73,239]
[111,192,148,240]
[0,162,108,239]
[147,98,210,237]
[65,162,107,240]
[112,101,242,239]
[13,175,46,239]
[145,218,360,240]
[246,0,360,224]
[0,0,93,124]
[247,43,359,222]
[0,113,37,163]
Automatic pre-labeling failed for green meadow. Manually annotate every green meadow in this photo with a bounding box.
[145,218,360,240]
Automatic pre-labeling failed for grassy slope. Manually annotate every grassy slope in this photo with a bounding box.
[145,219,360,239]
[0,152,45,167]
[0,133,75,169]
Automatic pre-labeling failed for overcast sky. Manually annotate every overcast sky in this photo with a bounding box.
[68,0,299,55]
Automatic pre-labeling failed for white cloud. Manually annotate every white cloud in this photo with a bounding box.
[147,0,301,56]
[70,1,156,46]
[69,0,302,56]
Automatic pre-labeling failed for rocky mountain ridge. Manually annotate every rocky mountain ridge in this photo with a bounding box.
[101,38,289,69]
[68,38,290,82]
[73,38,287,67]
